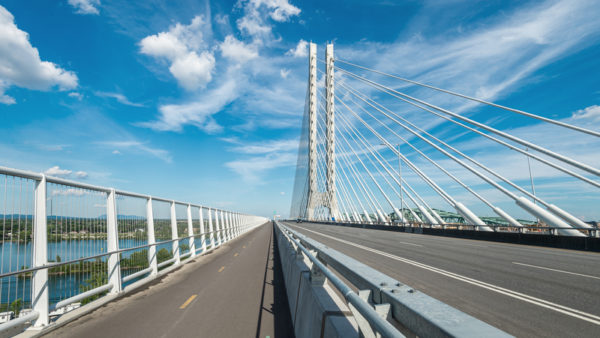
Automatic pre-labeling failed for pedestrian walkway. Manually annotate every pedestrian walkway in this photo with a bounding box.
[40,223,294,338]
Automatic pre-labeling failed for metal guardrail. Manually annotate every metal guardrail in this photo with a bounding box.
[0,165,267,333]
[306,219,599,237]
[276,221,512,338]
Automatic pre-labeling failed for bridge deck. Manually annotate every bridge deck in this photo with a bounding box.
[285,221,600,338]
[38,223,294,338]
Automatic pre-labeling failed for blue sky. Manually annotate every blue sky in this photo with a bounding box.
[0,0,598,219]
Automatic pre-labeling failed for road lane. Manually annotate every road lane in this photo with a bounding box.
[285,221,600,338]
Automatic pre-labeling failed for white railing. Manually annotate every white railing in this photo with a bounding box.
[0,165,267,333]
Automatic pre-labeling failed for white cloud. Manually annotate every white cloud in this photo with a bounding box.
[227,138,298,154]
[252,0,301,22]
[68,92,83,100]
[225,152,296,183]
[224,138,298,183]
[220,35,258,63]
[140,77,240,133]
[237,0,300,39]
[99,140,172,163]
[0,6,78,104]
[571,105,600,122]
[45,166,72,177]
[140,15,215,91]
[280,68,290,79]
[286,39,307,58]
[336,0,600,125]
[51,188,89,197]
[68,0,100,15]
[95,91,144,107]
[44,166,89,180]
[74,171,89,179]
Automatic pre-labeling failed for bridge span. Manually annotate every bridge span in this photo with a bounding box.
[283,221,600,338]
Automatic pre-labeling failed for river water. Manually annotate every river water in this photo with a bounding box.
[0,237,209,306]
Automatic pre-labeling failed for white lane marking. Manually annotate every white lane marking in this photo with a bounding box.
[291,224,600,326]
[396,241,422,247]
[513,262,600,280]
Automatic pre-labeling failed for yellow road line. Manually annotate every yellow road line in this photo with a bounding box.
[218,266,225,272]
[234,253,239,257]
[179,294,197,309]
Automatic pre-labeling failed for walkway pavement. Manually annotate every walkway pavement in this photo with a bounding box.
[42,223,294,338]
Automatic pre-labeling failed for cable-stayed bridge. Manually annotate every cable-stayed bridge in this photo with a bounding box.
[0,43,598,338]
[291,42,599,238]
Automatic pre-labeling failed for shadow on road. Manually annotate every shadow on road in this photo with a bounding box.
[255,223,295,338]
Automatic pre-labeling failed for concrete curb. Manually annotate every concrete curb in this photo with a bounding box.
[274,223,357,338]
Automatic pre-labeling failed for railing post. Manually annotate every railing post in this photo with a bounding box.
[235,213,239,237]
[208,207,214,248]
[146,198,158,275]
[215,209,221,246]
[226,212,232,241]
[106,189,122,294]
[187,204,195,257]
[221,210,226,243]
[171,201,180,265]
[31,175,49,327]
[199,207,206,253]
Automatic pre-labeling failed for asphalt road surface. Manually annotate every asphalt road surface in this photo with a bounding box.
[284,221,600,338]
[43,223,294,338]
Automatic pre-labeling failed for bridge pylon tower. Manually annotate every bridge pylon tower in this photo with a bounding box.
[306,42,340,221]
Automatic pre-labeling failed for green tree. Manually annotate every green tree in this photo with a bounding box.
[10,298,23,316]
[80,272,108,305]
[157,248,173,263]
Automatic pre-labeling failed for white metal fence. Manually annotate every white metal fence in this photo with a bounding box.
[0,166,267,333]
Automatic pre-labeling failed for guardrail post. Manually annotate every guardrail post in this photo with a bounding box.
[208,207,214,248]
[146,198,158,275]
[170,201,180,265]
[31,175,49,327]
[199,207,206,253]
[187,204,195,257]
[106,189,122,294]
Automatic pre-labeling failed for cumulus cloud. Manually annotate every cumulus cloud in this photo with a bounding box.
[68,0,100,15]
[252,0,301,22]
[140,15,215,91]
[280,68,290,79]
[237,0,300,39]
[0,6,78,104]
[44,166,72,177]
[572,105,600,122]
[286,39,307,57]
[220,35,258,63]
[44,166,89,179]
[138,1,305,134]
[95,91,144,107]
